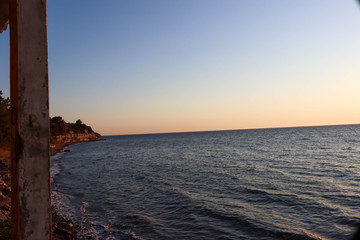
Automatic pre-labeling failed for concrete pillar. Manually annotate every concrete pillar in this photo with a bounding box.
[10,0,51,239]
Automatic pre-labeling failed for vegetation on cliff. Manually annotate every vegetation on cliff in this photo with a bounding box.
[0,91,100,150]
[50,116,100,144]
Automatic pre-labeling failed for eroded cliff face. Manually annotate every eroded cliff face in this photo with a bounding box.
[53,129,99,144]
[49,117,101,155]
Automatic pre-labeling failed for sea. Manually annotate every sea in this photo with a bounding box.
[51,125,360,240]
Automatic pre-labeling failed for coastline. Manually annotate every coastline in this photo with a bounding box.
[0,139,101,240]
[51,139,102,239]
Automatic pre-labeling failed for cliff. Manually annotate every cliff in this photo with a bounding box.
[50,117,100,155]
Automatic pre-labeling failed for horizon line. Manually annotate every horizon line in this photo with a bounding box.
[102,123,360,137]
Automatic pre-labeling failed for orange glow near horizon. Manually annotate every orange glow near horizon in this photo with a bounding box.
[82,71,360,136]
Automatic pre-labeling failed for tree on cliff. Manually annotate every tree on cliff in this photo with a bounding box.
[0,91,10,148]
[50,116,67,136]
[50,116,100,144]
[74,119,89,132]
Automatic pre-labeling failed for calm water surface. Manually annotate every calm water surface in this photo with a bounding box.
[51,125,360,239]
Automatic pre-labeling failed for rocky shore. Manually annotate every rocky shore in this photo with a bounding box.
[0,149,11,223]
[0,138,100,239]
[50,139,101,239]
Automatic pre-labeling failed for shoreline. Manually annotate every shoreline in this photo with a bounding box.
[51,139,102,239]
[50,142,80,239]
[50,138,103,156]
[0,139,102,239]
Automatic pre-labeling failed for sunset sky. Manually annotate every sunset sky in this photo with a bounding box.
[0,0,360,135]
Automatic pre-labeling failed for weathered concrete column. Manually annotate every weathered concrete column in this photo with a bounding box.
[10,0,51,239]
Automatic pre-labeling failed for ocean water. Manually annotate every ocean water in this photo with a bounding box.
[51,125,360,240]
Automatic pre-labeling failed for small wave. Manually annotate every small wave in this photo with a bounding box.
[52,156,145,239]
[197,205,256,228]
[51,146,71,160]
[52,190,145,240]
[295,229,327,240]
[242,187,296,199]
[260,228,328,240]
[333,214,359,226]
[50,147,71,182]
[195,203,328,240]
[51,191,78,221]
[50,162,60,183]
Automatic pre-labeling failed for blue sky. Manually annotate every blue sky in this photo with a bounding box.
[1,1,360,135]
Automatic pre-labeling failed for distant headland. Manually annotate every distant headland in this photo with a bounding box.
[50,116,101,155]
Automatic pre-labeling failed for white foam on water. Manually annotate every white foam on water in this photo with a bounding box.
[51,190,78,221]
[50,162,60,184]
[51,163,144,239]
[50,147,69,182]
[52,190,101,238]
[77,199,144,239]
[300,229,329,240]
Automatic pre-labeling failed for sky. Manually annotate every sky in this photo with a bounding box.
[0,0,360,135]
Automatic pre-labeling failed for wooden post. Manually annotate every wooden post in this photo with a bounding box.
[10,0,51,239]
